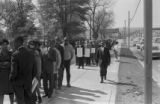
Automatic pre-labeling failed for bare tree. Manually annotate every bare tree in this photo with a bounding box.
[98,10,114,39]
[86,0,113,40]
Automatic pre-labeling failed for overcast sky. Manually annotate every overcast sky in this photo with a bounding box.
[112,0,160,28]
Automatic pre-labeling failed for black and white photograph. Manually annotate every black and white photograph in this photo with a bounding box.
[0,0,160,104]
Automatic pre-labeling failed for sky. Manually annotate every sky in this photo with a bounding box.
[112,0,160,28]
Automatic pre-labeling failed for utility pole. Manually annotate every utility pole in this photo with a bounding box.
[144,0,152,104]
[128,11,130,48]
[124,20,126,44]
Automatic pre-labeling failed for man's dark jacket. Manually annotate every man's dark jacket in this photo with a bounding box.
[56,44,64,66]
[10,46,37,87]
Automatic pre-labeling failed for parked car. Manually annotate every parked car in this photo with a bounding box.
[152,37,160,58]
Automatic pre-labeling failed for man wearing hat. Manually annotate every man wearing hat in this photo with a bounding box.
[96,42,111,83]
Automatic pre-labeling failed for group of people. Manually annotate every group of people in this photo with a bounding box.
[75,40,118,72]
[0,36,118,104]
[75,43,98,69]
[0,36,75,104]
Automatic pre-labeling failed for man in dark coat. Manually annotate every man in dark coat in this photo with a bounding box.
[55,40,64,89]
[42,40,57,98]
[97,42,111,83]
[9,36,37,104]
[0,39,14,104]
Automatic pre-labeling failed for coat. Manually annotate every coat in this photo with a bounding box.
[96,47,111,76]
[0,49,13,94]
[42,47,56,74]
[10,46,37,88]
[97,47,111,66]
[56,44,64,67]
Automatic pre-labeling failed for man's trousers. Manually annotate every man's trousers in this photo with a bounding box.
[43,72,54,97]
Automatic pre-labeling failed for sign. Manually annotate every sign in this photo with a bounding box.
[91,48,95,53]
[84,48,90,57]
[77,48,83,57]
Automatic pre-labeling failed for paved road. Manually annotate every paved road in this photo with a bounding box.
[131,46,160,87]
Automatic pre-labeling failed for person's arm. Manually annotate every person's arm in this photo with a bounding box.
[32,55,37,79]
[57,50,61,69]
[35,51,41,79]
[70,45,75,60]
[50,48,57,73]
[9,53,18,81]
[108,49,111,65]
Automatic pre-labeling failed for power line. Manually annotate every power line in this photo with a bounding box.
[130,0,142,23]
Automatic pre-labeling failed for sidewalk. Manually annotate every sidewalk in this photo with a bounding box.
[42,59,120,104]
[3,59,120,104]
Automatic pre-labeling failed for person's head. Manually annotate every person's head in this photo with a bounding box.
[14,36,24,50]
[34,40,41,49]
[64,39,69,45]
[105,41,110,48]
[0,39,9,50]
[56,37,62,45]
[28,40,35,50]
[99,42,103,47]
[50,39,56,48]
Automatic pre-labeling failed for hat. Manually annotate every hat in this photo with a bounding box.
[28,40,35,46]
[34,40,41,46]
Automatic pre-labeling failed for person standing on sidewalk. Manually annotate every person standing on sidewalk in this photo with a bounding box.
[10,36,37,104]
[53,46,61,94]
[42,40,57,98]
[63,39,74,87]
[0,39,14,104]
[27,40,42,104]
[97,42,111,83]
[76,44,85,69]
[55,39,64,89]
[112,41,119,60]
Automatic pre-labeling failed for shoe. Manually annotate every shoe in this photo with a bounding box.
[67,84,71,87]
[100,81,104,83]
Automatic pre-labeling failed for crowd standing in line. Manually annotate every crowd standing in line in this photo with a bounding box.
[0,36,118,104]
